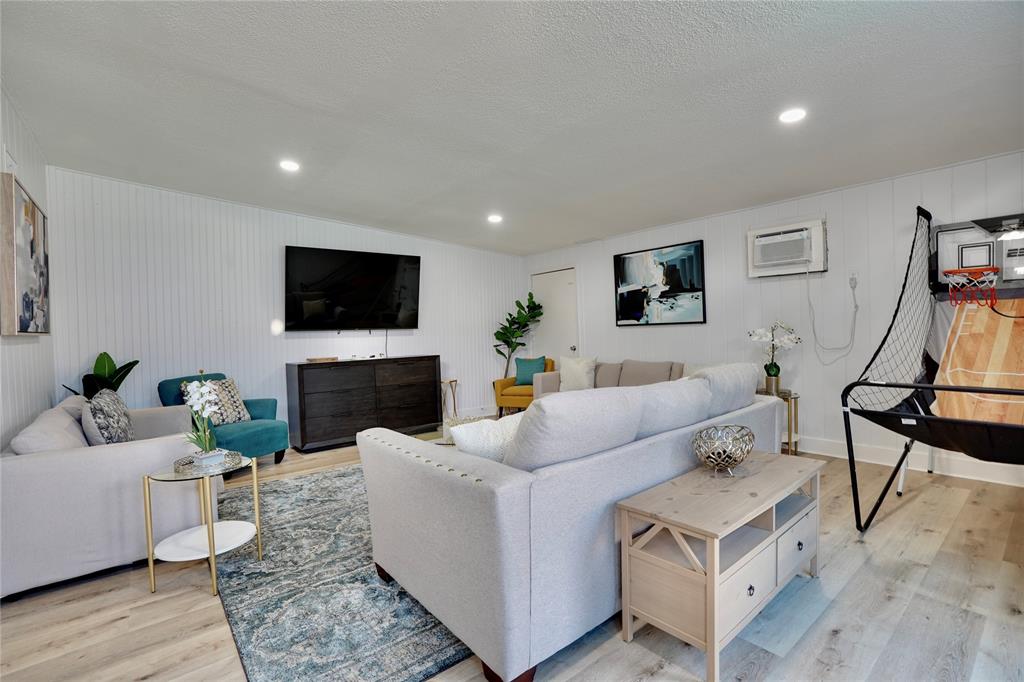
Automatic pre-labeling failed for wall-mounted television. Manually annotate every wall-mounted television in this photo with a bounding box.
[285,246,420,331]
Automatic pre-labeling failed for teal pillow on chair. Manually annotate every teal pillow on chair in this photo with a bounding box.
[515,357,547,386]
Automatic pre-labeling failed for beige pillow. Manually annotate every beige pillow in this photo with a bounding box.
[691,363,761,417]
[503,386,643,471]
[558,356,596,391]
[181,378,251,426]
[10,406,89,454]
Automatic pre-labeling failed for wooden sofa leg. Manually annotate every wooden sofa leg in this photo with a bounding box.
[481,661,537,682]
[374,563,394,583]
[274,449,285,464]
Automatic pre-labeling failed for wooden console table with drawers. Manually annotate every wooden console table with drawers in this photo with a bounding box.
[617,452,825,682]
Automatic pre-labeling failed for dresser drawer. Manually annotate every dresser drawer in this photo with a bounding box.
[719,542,776,637]
[377,381,438,408]
[304,388,376,418]
[777,507,817,580]
[302,364,375,394]
[375,358,437,386]
[305,413,380,443]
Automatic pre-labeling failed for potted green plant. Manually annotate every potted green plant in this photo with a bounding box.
[748,321,802,395]
[493,292,544,377]
[62,352,139,399]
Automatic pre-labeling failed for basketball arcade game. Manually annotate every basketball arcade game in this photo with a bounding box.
[841,207,1024,532]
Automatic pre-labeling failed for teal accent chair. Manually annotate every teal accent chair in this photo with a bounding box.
[157,373,288,464]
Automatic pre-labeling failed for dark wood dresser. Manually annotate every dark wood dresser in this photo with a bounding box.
[286,355,441,451]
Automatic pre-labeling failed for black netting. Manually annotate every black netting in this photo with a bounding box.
[849,208,935,411]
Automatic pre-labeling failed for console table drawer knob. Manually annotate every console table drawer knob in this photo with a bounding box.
[797,541,804,551]
[747,585,755,597]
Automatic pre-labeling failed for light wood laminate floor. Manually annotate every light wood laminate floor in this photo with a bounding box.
[1,449,1020,681]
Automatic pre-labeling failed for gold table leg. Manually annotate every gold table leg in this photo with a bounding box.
[202,476,218,596]
[143,476,155,593]
[792,396,799,455]
[198,480,206,524]
[251,458,263,560]
[787,397,794,455]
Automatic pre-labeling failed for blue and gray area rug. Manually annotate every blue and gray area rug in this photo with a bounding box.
[216,465,470,681]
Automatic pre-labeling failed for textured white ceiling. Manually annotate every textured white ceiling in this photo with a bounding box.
[2,2,1022,255]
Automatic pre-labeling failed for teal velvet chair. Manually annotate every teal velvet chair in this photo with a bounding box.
[157,373,288,464]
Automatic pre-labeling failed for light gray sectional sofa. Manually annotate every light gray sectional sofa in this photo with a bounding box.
[1,397,209,597]
[533,358,686,400]
[358,363,783,682]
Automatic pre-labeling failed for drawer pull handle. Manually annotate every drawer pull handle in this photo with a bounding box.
[747,585,755,597]
[797,541,804,551]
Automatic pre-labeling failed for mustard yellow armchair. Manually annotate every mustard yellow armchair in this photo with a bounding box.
[494,358,555,416]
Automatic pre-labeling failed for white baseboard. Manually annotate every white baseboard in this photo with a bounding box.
[799,435,1024,488]
[448,405,497,420]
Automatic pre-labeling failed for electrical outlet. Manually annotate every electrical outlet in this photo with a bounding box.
[849,272,859,289]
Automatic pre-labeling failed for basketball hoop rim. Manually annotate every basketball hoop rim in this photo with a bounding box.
[942,266,1000,277]
[943,266,999,307]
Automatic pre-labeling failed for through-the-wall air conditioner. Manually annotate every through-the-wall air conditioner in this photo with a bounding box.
[747,219,827,278]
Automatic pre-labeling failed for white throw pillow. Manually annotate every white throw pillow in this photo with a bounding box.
[10,405,90,454]
[637,377,712,439]
[558,356,597,391]
[502,385,643,472]
[57,395,88,421]
[451,413,524,461]
[691,363,761,417]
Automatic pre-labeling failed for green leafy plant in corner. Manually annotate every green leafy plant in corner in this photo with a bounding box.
[493,292,544,377]
[62,352,140,399]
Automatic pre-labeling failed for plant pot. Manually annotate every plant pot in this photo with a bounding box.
[765,375,780,396]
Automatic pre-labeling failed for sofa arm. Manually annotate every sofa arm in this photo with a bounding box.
[493,377,516,403]
[357,428,534,681]
[130,405,191,440]
[533,371,561,400]
[243,398,278,421]
[0,434,209,597]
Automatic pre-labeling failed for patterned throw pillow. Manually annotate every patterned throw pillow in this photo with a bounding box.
[181,378,251,426]
[82,389,135,445]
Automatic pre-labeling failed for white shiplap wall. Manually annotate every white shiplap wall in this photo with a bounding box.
[525,151,1024,485]
[46,168,525,419]
[0,89,55,449]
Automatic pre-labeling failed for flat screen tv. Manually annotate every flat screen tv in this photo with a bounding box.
[285,246,420,331]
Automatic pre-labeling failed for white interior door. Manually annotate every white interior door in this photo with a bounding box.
[530,268,579,361]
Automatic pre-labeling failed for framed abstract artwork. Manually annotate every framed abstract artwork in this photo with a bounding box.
[613,239,706,326]
[1,173,50,335]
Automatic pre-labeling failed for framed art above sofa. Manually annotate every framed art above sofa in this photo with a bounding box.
[1,172,49,335]
[613,239,706,326]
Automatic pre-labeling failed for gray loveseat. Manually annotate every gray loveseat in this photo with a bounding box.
[1,397,210,597]
[534,358,686,400]
[358,363,782,681]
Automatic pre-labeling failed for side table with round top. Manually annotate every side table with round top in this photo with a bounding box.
[756,388,799,455]
[143,455,262,596]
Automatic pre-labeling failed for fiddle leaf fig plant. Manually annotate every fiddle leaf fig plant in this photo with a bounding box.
[63,351,140,399]
[493,292,544,377]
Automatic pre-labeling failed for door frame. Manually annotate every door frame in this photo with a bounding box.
[530,265,584,359]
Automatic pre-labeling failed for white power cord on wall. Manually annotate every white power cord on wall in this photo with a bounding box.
[805,264,860,366]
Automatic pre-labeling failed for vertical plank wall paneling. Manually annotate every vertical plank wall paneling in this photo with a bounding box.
[0,89,54,449]
[525,151,1024,484]
[46,167,525,421]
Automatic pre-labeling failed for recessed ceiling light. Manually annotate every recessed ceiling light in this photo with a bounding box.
[279,159,300,172]
[487,214,503,224]
[778,108,807,124]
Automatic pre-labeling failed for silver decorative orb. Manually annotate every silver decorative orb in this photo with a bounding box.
[692,425,754,475]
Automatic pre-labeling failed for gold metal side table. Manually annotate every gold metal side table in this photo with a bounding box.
[757,388,799,455]
[143,455,262,596]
